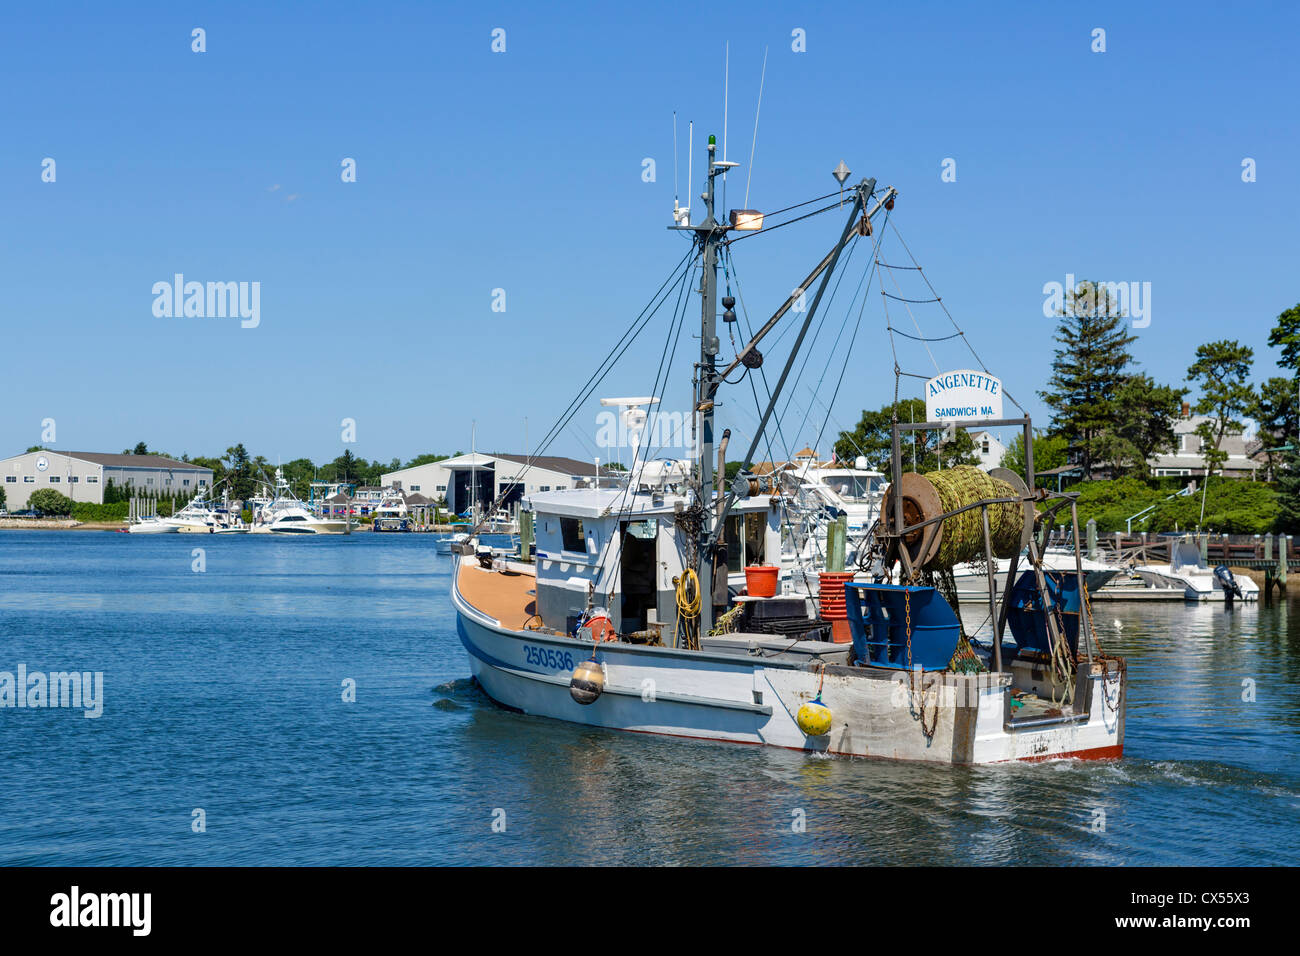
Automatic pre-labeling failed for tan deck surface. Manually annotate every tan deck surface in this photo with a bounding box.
[457,563,537,629]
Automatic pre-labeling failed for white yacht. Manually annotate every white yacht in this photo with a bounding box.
[165,496,219,533]
[372,491,411,532]
[249,469,352,535]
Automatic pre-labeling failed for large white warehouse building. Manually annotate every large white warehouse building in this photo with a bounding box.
[382,452,615,515]
[0,450,213,510]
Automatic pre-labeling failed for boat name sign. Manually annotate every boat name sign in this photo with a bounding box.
[925,369,1003,422]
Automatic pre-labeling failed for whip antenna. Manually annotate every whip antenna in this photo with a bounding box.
[743,45,768,210]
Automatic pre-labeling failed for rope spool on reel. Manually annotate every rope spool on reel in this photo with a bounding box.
[881,466,1032,570]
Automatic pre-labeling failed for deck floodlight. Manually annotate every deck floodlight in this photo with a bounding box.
[729,209,764,231]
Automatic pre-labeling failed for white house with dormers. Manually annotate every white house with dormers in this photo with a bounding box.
[1149,412,1261,479]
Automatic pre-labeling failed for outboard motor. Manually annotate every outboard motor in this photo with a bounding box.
[1214,565,1243,603]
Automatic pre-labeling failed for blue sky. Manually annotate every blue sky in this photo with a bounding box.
[2,1,1297,467]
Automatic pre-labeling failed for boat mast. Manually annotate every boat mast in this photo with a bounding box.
[694,134,725,634]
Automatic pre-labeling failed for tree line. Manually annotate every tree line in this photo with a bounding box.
[832,283,1299,531]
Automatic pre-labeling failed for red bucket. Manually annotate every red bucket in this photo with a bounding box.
[745,565,780,598]
[818,572,855,621]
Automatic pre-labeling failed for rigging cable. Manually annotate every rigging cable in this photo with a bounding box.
[467,246,700,530]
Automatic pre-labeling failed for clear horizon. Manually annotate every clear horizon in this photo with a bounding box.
[3,1,1296,466]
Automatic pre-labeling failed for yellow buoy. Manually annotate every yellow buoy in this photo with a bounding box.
[796,697,833,737]
[569,659,605,705]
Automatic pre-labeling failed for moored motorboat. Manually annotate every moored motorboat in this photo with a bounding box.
[248,468,352,534]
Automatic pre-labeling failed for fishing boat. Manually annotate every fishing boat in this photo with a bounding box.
[450,132,1125,764]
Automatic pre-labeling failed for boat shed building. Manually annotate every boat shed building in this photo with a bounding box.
[0,450,213,510]
[382,452,617,516]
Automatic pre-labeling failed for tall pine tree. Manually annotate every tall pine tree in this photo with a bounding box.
[1267,303,1300,531]
[1039,281,1137,478]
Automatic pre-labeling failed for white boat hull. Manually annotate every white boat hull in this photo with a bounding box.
[452,558,1124,764]
[126,521,178,534]
[1130,566,1261,602]
[248,520,351,534]
[168,519,213,533]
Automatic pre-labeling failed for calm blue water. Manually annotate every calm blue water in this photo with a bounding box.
[0,529,1296,865]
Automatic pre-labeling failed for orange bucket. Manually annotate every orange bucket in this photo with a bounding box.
[818,572,855,620]
[744,565,780,597]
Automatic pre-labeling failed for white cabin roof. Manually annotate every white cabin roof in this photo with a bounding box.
[526,487,772,520]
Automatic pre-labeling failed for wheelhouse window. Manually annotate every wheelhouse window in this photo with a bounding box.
[560,517,584,552]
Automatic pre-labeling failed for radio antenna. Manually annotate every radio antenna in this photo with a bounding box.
[686,121,693,211]
[673,111,679,206]
[743,46,769,210]
[723,42,730,162]
[673,118,694,227]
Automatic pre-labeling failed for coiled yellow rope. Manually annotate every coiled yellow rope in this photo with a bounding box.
[674,568,701,651]
[924,466,1023,567]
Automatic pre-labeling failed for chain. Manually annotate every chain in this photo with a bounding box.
[910,667,939,739]
[1080,579,1126,717]
[904,585,913,668]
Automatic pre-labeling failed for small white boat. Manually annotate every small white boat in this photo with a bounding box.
[434,532,470,554]
[126,517,179,534]
[951,548,1121,602]
[1130,538,1260,602]
[125,498,178,533]
[482,510,519,534]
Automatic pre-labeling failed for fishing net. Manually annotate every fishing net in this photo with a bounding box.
[925,466,1023,567]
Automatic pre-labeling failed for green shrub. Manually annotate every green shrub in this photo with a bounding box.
[1072,477,1278,534]
[70,502,130,522]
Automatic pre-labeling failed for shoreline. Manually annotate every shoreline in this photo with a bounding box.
[0,519,467,533]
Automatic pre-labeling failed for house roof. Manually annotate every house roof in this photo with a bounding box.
[57,451,211,470]
[480,452,619,477]
[1149,454,1260,470]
